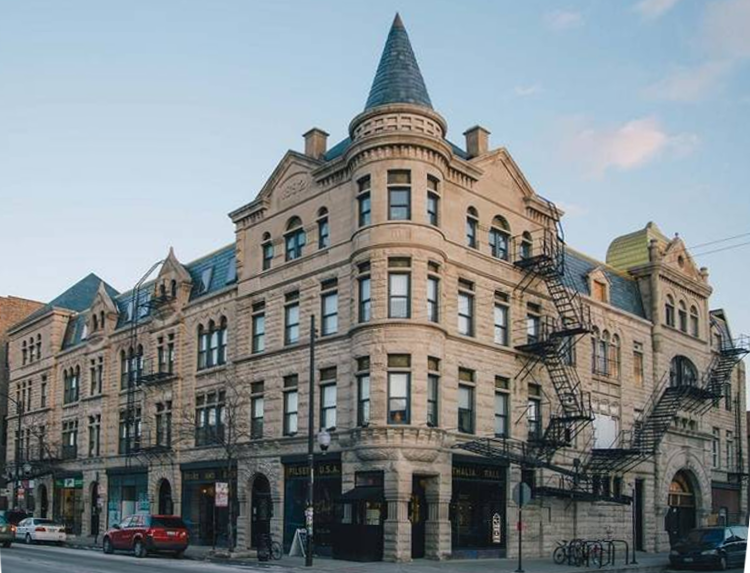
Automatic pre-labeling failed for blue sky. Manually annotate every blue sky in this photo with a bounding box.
[1,0,749,342]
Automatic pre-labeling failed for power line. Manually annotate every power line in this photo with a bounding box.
[690,240,750,258]
[686,232,750,251]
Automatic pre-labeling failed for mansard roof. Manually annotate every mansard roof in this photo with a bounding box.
[606,221,669,272]
[364,14,433,111]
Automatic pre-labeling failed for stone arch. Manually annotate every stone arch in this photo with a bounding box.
[659,449,711,548]
[248,473,272,549]
[157,478,174,515]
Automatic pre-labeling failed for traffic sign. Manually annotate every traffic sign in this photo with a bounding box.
[512,482,532,507]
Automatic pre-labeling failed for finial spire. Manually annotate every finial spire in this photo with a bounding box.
[364,14,432,111]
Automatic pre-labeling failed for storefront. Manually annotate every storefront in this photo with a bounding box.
[450,458,508,558]
[283,456,341,556]
[53,474,83,535]
[181,462,237,547]
[107,469,148,529]
[332,470,386,562]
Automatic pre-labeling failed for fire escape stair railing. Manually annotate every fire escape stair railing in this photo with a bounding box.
[585,337,749,477]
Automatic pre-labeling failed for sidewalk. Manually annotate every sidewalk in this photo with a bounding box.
[64,536,671,573]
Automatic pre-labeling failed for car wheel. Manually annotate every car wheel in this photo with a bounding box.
[133,539,146,558]
[103,537,114,554]
[24,533,32,545]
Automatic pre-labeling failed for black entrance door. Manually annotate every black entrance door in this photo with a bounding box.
[158,480,173,515]
[667,471,697,546]
[251,475,272,549]
[410,476,428,559]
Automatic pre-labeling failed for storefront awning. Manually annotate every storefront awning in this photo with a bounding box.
[336,487,384,502]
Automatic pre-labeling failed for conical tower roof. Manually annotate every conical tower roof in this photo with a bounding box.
[365,14,433,111]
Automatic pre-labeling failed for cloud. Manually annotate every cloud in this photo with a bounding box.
[514,84,542,97]
[643,61,732,102]
[544,10,584,31]
[561,117,699,178]
[634,0,684,20]
[703,0,750,60]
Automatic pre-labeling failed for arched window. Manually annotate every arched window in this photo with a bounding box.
[170,279,177,298]
[120,350,129,389]
[261,232,274,271]
[218,316,228,365]
[690,306,699,338]
[93,314,99,331]
[466,207,478,248]
[209,320,219,367]
[22,341,27,365]
[159,282,167,298]
[591,327,611,376]
[285,217,306,261]
[665,295,675,327]
[521,231,533,260]
[317,207,330,249]
[28,337,35,362]
[99,311,105,329]
[670,355,698,387]
[197,324,208,370]
[609,334,621,379]
[678,301,688,332]
[36,334,41,358]
[489,215,510,261]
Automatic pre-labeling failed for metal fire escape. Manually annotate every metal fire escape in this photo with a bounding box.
[585,336,750,476]
[512,202,594,462]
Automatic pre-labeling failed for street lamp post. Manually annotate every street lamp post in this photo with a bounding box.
[305,315,316,567]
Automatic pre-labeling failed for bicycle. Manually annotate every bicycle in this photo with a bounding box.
[257,533,282,561]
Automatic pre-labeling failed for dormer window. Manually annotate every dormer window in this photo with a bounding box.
[125,301,134,322]
[81,322,89,341]
[592,280,608,303]
[198,268,214,294]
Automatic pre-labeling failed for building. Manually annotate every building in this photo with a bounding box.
[4,15,747,561]
[0,294,44,509]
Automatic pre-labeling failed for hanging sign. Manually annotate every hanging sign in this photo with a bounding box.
[215,482,229,507]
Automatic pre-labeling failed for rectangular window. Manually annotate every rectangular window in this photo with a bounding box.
[318,217,329,249]
[427,357,440,428]
[155,401,172,447]
[495,391,509,438]
[726,431,735,472]
[119,408,143,454]
[633,342,644,386]
[320,368,337,430]
[724,383,732,411]
[356,357,370,427]
[387,354,411,425]
[262,241,274,270]
[358,270,372,323]
[494,301,509,346]
[252,307,266,353]
[528,385,542,440]
[389,273,411,318]
[427,275,440,323]
[388,170,411,220]
[285,294,300,345]
[358,176,371,227]
[466,215,478,248]
[526,310,541,345]
[283,389,299,436]
[321,289,338,336]
[251,383,264,440]
[40,377,47,409]
[88,415,101,458]
[458,371,475,434]
[62,420,78,460]
[593,280,608,303]
[458,289,474,336]
[712,428,720,468]
[194,392,224,446]
[427,177,440,226]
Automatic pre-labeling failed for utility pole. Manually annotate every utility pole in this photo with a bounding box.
[305,315,316,567]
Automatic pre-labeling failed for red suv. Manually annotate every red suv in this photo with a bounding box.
[102,514,189,558]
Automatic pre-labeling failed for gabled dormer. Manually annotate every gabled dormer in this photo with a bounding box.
[88,281,119,338]
[587,267,612,305]
[151,247,193,314]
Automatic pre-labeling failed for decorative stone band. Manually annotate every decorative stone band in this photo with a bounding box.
[349,103,448,142]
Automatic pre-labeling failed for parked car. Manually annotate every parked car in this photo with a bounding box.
[15,518,66,545]
[2,510,30,526]
[102,514,189,558]
[669,525,747,570]
[0,515,16,547]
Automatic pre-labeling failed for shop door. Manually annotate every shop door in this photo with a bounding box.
[410,477,428,559]
[251,475,272,549]
[667,471,696,546]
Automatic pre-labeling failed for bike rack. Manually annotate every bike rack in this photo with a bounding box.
[554,538,631,568]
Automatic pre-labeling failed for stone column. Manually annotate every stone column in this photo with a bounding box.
[383,469,411,562]
[424,472,451,560]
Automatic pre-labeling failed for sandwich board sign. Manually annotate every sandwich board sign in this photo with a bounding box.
[289,528,307,557]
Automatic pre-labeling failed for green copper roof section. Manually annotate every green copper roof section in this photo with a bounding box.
[365,14,433,111]
[606,222,669,272]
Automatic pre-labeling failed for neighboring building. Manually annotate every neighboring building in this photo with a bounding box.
[4,15,748,561]
[0,294,44,509]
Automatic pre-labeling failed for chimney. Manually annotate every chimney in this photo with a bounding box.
[303,128,329,160]
[463,125,490,159]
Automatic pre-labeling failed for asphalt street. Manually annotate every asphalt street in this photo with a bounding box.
[0,543,269,573]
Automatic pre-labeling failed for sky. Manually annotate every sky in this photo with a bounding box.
[1,0,749,342]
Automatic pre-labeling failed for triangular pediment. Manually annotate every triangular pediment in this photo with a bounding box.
[663,237,702,281]
[255,151,319,209]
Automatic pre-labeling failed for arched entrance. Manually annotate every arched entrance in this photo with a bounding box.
[39,485,49,518]
[250,475,272,549]
[90,482,101,537]
[158,479,174,515]
[666,470,697,546]
[670,356,698,387]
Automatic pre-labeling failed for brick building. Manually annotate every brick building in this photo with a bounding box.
[0,294,44,509]
[4,15,747,561]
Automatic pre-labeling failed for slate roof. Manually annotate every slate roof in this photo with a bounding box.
[565,249,646,318]
[12,273,119,332]
[365,14,433,111]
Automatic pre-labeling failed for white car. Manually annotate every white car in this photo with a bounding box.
[15,518,66,545]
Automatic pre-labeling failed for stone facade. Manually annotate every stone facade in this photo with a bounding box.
[3,14,747,562]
